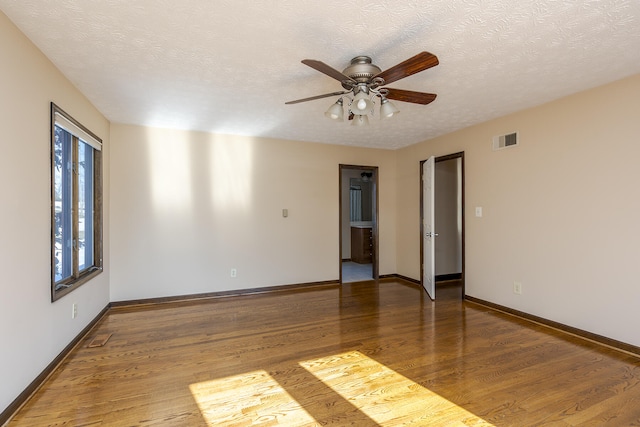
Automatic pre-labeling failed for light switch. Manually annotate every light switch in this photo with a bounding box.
[282,208,288,218]
[475,207,483,217]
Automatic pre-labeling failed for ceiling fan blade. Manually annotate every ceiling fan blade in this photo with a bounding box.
[285,90,349,105]
[301,59,356,84]
[375,52,439,85]
[385,88,437,105]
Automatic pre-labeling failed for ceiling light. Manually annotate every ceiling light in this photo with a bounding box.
[288,53,440,127]
[351,114,369,126]
[351,88,374,116]
[324,90,398,126]
[324,98,344,121]
[380,98,399,119]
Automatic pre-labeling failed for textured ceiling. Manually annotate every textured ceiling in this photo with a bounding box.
[2,0,640,149]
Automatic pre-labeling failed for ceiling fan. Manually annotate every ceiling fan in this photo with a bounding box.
[285,51,439,125]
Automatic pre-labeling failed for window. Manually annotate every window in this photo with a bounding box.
[51,103,103,301]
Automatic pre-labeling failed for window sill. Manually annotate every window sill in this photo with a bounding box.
[52,267,103,302]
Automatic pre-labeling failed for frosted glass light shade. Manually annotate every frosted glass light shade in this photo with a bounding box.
[380,98,400,119]
[324,99,344,121]
[351,114,369,126]
[351,91,374,116]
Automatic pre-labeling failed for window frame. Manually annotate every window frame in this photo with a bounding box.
[50,103,103,301]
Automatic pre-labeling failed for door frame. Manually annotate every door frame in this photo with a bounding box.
[339,164,379,283]
[420,152,465,298]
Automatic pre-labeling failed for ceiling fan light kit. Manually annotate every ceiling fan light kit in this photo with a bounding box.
[286,52,439,126]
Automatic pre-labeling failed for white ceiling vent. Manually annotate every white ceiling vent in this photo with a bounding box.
[492,132,519,151]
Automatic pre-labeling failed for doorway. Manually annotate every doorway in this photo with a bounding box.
[339,165,379,283]
[420,152,464,299]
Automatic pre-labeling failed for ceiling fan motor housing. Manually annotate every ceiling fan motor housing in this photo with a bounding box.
[341,56,382,88]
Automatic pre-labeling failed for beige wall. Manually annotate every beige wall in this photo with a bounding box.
[0,11,110,413]
[109,125,397,301]
[397,74,640,346]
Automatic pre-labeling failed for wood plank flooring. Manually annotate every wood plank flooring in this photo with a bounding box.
[7,280,640,426]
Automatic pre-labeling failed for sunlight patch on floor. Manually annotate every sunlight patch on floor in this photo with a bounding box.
[190,351,493,426]
[299,351,494,426]
[189,370,317,426]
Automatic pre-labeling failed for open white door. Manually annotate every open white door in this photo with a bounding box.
[422,156,436,300]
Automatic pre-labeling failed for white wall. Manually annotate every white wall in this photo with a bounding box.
[0,11,110,414]
[109,124,397,301]
[397,74,640,347]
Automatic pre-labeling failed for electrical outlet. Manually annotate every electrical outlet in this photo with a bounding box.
[230,268,237,278]
[72,303,78,319]
[513,282,522,295]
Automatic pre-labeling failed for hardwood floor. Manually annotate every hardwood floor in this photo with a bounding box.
[7,280,640,426]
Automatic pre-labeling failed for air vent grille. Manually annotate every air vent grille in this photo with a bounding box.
[492,132,519,151]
